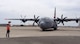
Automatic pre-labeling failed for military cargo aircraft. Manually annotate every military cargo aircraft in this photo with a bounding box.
[5,8,80,31]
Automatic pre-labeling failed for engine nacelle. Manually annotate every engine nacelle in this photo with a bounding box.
[76,20,78,23]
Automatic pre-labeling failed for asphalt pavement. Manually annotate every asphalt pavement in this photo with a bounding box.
[0,36,80,44]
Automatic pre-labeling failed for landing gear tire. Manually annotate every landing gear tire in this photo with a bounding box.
[54,28,57,30]
[42,29,46,31]
[20,24,24,26]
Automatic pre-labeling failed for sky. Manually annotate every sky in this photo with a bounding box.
[0,0,80,26]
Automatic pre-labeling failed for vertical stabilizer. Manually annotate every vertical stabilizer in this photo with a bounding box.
[54,8,56,19]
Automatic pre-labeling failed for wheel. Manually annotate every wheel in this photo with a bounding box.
[20,24,24,26]
[54,28,57,30]
[42,29,46,31]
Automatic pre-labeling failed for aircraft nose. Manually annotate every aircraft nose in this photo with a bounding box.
[39,21,46,28]
[40,21,44,26]
[40,21,44,24]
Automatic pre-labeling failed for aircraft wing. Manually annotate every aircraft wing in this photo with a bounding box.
[5,18,35,21]
[5,15,40,23]
[55,18,80,21]
[54,15,80,23]
[5,18,39,23]
[54,18,80,25]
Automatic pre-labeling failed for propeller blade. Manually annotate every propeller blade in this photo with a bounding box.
[33,22,35,26]
[34,15,36,19]
[62,22,64,25]
[61,14,63,19]
[64,17,67,19]
[37,16,39,19]
[57,17,60,21]
[61,21,64,25]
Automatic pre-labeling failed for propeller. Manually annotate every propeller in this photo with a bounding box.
[20,15,27,23]
[57,14,67,25]
[33,15,39,26]
[20,15,26,19]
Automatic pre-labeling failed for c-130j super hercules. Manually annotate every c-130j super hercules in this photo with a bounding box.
[6,8,80,31]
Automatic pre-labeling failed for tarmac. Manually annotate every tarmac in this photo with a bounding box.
[0,26,80,44]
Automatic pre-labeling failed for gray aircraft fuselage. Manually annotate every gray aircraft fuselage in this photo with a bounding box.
[38,17,57,31]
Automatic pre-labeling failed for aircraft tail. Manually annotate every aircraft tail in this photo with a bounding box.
[54,8,56,19]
